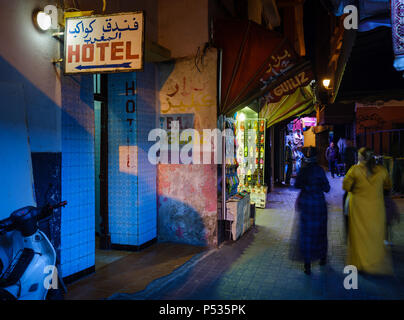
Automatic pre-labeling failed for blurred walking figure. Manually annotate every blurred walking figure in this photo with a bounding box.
[325,142,339,178]
[343,147,393,275]
[285,140,293,185]
[294,147,304,174]
[292,147,330,275]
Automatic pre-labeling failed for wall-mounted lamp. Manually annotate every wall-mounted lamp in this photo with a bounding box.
[33,5,59,32]
[322,78,331,89]
[35,11,52,31]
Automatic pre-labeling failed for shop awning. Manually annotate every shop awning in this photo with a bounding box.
[213,19,304,116]
[259,85,315,128]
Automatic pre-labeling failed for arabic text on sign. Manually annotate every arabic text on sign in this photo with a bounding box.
[68,18,139,38]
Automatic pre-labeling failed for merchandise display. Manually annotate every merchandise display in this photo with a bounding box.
[225,166,239,198]
[250,185,268,209]
[236,118,266,192]
[224,118,239,200]
[226,192,251,241]
[222,115,266,241]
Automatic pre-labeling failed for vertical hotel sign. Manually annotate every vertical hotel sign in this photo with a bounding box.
[64,12,144,74]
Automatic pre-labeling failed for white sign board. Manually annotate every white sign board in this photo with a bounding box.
[64,12,144,74]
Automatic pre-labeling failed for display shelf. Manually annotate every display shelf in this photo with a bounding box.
[236,118,266,189]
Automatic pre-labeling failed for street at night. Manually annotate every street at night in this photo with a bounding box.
[1,0,404,315]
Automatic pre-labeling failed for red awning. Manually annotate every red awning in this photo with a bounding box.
[213,19,308,115]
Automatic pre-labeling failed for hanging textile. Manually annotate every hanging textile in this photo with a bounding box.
[392,0,404,73]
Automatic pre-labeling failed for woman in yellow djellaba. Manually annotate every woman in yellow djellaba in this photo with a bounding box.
[343,147,393,275]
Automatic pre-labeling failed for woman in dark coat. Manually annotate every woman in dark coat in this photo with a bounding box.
[293,147,330,275]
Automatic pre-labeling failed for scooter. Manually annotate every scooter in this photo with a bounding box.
[0,201,67,300]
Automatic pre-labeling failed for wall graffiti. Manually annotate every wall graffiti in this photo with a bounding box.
[161,73,214,114]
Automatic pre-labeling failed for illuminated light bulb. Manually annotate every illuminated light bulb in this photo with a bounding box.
[36,11,52,31]
[322,79,331,89]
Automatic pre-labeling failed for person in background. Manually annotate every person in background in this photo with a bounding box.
[337,137,347,162]
[294,147,304,174]
[293,147,330,275]
[343,139,357,174]
[342,139,357,238]
[285,140,293,185]
[325,142,339,178]
[343,147,393,275]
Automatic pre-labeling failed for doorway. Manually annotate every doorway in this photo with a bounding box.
[93,74,132,270]
[94,74,108,249]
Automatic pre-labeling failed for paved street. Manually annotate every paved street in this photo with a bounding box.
[112,173,404,300]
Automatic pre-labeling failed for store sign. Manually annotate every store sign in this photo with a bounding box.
[264,67,314,104]
[260,41,299,90]
[64,12,144,74]
[301,117,317,127]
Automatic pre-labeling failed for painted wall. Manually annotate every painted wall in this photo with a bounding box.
[157,48,218,247]
[158,0,209,59]
[0,84,36,219]
[0,0,62,153]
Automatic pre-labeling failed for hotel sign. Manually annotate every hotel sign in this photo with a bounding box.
[64,12,144,74]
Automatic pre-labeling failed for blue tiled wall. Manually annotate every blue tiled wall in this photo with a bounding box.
[108,72,139,245]
[60,75,95,278]
[137,63,158,244]
[108,64,157,246]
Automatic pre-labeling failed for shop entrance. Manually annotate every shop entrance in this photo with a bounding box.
[272,116,318,186]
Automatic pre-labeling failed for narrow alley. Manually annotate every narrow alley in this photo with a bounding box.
[111,174,404,300]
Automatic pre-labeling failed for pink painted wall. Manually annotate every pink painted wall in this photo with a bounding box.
[157,48,218,247]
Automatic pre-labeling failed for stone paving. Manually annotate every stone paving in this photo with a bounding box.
[112,173,404,300]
